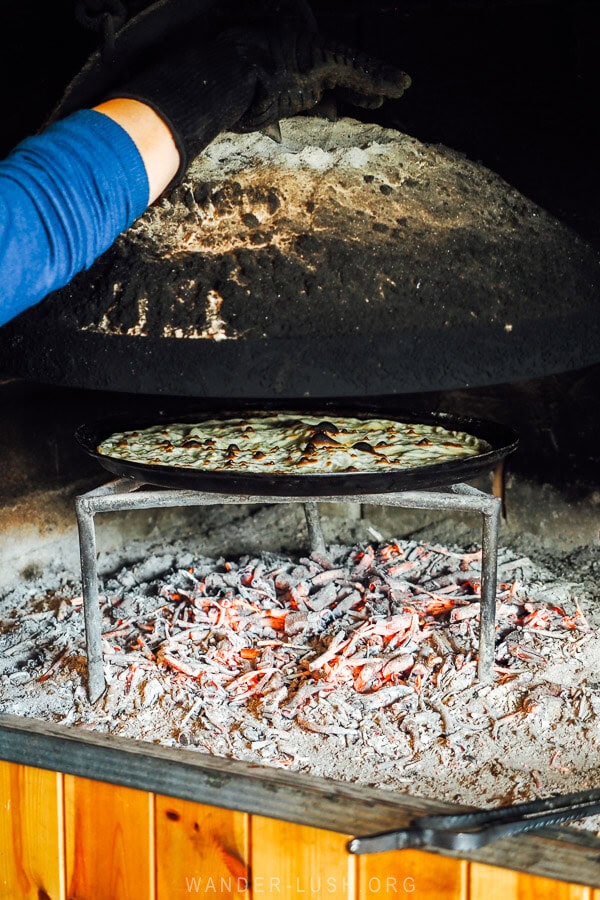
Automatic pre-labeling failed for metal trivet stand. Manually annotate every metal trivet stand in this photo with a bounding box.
[76,479,501,703]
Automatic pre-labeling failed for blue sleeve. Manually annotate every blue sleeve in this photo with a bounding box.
[0,109,149,327]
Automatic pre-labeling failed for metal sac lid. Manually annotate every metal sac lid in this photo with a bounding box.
[2,118,599,397]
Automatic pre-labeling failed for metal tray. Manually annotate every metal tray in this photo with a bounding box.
[76,404,518,497]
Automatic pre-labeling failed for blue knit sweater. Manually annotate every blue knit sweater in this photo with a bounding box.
[0,110,149,327]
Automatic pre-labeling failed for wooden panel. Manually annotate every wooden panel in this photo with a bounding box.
[0,761,65,900]
[4,717,600,890]
[358,849,466,899]
[64,774,153,900]
[470,862,592,900]
[155,796,249,899]
[251,817,356,899]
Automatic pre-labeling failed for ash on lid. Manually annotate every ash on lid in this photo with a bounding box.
[48,117,600,345]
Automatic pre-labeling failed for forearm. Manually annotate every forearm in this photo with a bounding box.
[93,99,180,203]
[0,101,178,328]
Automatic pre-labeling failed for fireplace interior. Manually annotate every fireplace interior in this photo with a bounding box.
[1,0,600,889]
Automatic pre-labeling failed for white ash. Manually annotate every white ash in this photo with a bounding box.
[1,534,600,822]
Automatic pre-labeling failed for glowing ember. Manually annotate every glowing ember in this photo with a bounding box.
[2,532,599,812]
[94,540,589,721]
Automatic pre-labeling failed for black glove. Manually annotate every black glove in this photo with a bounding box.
[50,0,319,128]
[51,0,411,187]
[233,26,412,134]
[102,29,259,182]
[51,0,261,183]
[50,0,228,120]
[49,0,321,184]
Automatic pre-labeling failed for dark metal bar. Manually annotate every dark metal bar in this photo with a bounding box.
[304,501,326,555]
[78,487,495,514]
[479,498,501,682]
[75,498,106,703]
[349,787,600,854]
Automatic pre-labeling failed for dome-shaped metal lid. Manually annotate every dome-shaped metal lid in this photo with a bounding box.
[2,118,598,396]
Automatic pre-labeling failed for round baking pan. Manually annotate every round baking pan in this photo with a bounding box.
[75,403,518,497]
[76,405,518,497]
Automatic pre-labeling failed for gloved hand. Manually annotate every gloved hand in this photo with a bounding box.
[52,0,264,182]
[108,21,411,177]
[49,0,318,131]
[101,28,260,182]
[232,25,411,134]
[51,0,411,186]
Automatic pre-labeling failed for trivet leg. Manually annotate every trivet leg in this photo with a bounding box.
[304,502,326,556]
[76,499,106,703]
[478,497,502,683]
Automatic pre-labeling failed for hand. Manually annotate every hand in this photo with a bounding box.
[101,29,259,181]
[51,0,410,187]
[230,25,412,133]
[49,0,312,183]
[50,0,318,127]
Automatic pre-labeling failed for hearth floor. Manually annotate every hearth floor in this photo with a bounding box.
[1,516,600,829]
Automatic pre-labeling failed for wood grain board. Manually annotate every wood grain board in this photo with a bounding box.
[469,862,592,900]
[64,774,153,900]
[0,762,64,900]
[358,849,468,899]
[4,714,600,887]
[155,796,249,899]
[252,818,356,899]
